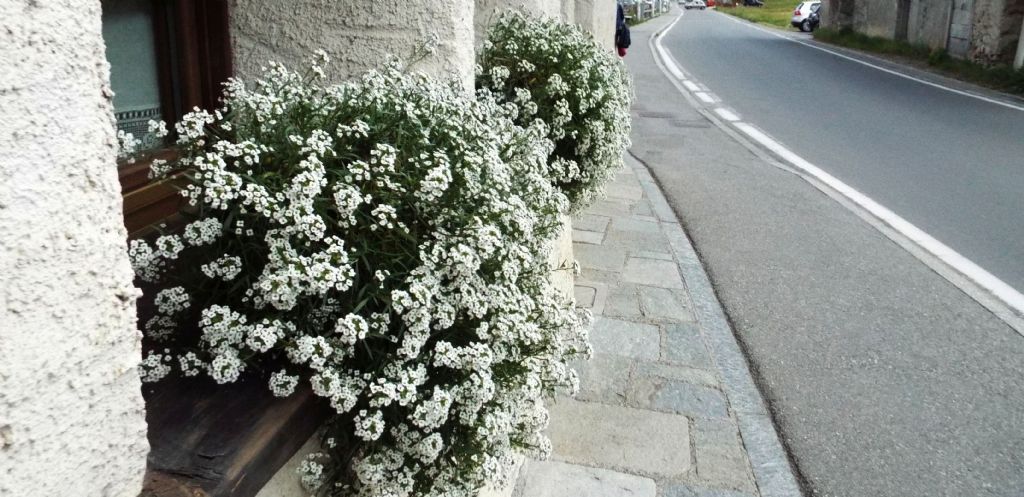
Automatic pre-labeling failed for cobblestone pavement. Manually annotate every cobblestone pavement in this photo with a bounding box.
[513,154,802,497]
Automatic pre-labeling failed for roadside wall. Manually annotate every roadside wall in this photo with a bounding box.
[907,0,953,49]
[231,0,476,92]
[0,1,149,496]
[971,0,1024,63]
[852,0,900,38]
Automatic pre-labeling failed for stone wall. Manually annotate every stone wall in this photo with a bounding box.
[231,0,476,92]
[971,0,1024,63]
[0,1,149,496]
[907,0,953,49]
[851,0,900,38]
[822,0,1023,63]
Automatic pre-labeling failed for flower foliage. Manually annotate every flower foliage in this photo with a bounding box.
[478,11,633,211]
[129,53,591,496]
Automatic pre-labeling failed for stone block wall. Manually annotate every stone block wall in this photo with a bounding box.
[0,1,149,496]
[231,0,476,92]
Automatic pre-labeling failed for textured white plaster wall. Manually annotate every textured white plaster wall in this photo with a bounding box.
[574,0,617,49]
[0,1,149,496]
[231,0,476,92]
[562,0,577,23]
[475,0,564,45]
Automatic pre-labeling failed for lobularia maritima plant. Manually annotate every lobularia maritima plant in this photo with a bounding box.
[478,11,633,211]
[129,52,592,497]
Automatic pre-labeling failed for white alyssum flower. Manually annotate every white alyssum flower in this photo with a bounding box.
[480,11,633,211]
[131,55,592,497]
[201,255,243,280]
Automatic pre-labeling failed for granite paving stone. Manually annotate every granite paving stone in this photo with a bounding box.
[632,199,655,217]
[574,285,597,308]
[640,286,694,322]
[547,398,691,478]
[519,461,657,497]
[622,257,685,289]
[662,322,712,368]
[636,250,675,261]
[589,317,660,360]
[662,483,757,497]
[633,361,720,389]
[603,286,644,319]
[572,354,634,404]
[574,243,628,272]
[572,229,605,245]
[628,374,729,418]
[694,418,758,493]
[605,181,644,200]
[610,217,662,235]
[603,228,674,252]
[528,138,795,496]
[573,214,612,233]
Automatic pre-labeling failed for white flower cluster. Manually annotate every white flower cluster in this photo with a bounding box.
[131,55,595,497]
[479,11,634,211]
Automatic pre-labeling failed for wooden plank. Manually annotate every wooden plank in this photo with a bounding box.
[142,374,330,497]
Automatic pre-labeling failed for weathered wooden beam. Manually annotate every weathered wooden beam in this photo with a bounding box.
[141,374,330,497]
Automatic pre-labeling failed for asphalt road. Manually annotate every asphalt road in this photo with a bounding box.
[663,9,1024,295]
[625,11,1024,497]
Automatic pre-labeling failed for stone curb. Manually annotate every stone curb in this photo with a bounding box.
[626,152,804,497]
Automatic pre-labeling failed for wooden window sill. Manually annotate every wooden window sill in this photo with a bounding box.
[140,373,330,497]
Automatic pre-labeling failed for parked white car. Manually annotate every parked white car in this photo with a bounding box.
[682,0,707,9]
[791,1,821,31]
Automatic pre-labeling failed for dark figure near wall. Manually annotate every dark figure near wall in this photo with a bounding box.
[616,3,631,57]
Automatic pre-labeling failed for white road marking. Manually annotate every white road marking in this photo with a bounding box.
[650,10,1024,333]
[713,12,1024,112]
[715,108,740,121]
[695,91,716,103]
[683,80,702,92]
[716,107,741,119]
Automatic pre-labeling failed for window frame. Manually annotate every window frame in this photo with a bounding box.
[111,0,232,237]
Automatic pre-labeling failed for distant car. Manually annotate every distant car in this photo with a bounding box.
[791,1,821,31]
[683,0,707,9]
[743,0,764,6]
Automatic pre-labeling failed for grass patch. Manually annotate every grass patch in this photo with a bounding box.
[815,28,1024,96]
[718,0,799,30]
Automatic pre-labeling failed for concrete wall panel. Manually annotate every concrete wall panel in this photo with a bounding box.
[231,0,476,92]
[907,0,953,49]
[852,0,901,38]
[0,1,149,495]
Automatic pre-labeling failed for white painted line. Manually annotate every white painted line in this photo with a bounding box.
[695,91,716,103]
[714,12,1024,112]
[683,80,702,92]
[733,122,1024,319]
[656,43,686,80]
[650,10,1024,332]
[715,108,740,121]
